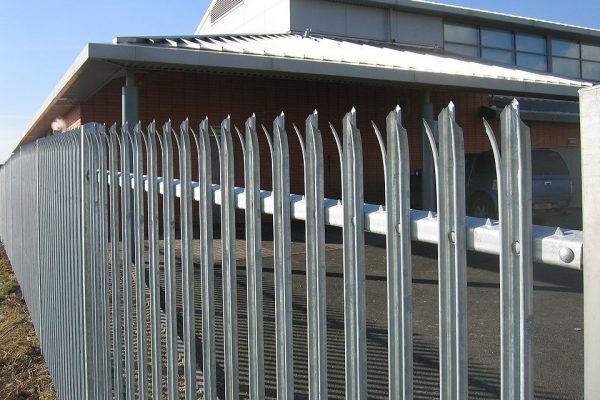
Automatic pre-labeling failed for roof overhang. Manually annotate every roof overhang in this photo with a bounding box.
[20,39,591,147]
[483,95,580,123]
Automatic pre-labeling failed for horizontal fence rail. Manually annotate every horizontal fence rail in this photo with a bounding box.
[0,101,584,400]
[117,174,582,270]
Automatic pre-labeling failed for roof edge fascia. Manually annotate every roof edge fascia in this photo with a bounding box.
[87,42,587,97]
[19,44,91,147]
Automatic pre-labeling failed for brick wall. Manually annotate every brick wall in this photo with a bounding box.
[78,71,579,204]
[63,106,82,131]
[530,121,580,148]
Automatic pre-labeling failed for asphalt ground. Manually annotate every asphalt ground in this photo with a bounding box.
[156,216,583,400]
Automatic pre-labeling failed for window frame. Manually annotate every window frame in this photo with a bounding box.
[550,38,581,78]
[442,20,600,82]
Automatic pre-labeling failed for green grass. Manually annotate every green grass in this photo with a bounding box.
[0,278,18,304]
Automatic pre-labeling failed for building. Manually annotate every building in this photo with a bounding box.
[16,0,597,208]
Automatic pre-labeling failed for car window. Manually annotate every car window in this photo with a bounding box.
[532,150,569,176]
[474,153,495,174]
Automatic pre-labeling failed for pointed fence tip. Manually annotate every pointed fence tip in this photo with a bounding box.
[313,109,318,116]
[395,104,401,113]
[427,210,434,219]
[511,98,520,109]
[485,218,492,227]
[555,227,564,236]
[446,101,456,119]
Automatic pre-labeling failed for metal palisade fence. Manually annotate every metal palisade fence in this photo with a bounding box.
[0,101,585,400]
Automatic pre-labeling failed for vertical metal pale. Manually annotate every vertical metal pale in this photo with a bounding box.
[499,100,533,400]
[144,121,162,399]
[108,124,124,400]
[160,120,179,400]
[425,103,468,400]
[132,122,149,400]
[342,108,366,400]
[304,111,328,400]
[242,115,266,400]
[373,106,414,400]
[219,116,240,400]
[178,119,198,400]
[272,113,295,400]
[194,118,218,400]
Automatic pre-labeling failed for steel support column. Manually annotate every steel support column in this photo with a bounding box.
[122,70,138,128]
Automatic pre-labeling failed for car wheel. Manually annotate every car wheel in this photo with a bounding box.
[469,194,496,219]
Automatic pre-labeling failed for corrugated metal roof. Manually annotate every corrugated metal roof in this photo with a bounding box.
[114,33,591,89]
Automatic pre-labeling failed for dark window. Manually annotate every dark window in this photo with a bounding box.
[552,57,580,78]
[445,43,479,58]
[516,34,547,54]
[552,39,580,58]
[481,29,513,50]
[582,44,600,62]
[583,61,600,80]
[582,44,600,81]
[516,33,547,71]
[442,22,600,80]
[483,48,514,64]
[444,23,479,45]
[551,39,581,78]
[444,23,479,58]
[532,150,569,176]
[516,53,547,71]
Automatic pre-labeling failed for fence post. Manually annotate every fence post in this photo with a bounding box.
[580,86,600,399]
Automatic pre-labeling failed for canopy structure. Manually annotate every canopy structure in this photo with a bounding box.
[20,32,591,146]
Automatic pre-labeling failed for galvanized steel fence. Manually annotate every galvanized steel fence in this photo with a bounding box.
[0,101,584,400]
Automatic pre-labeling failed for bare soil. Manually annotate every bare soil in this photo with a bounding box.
[0,244,55,400]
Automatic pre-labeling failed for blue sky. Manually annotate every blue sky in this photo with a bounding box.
[0,0,598,163]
